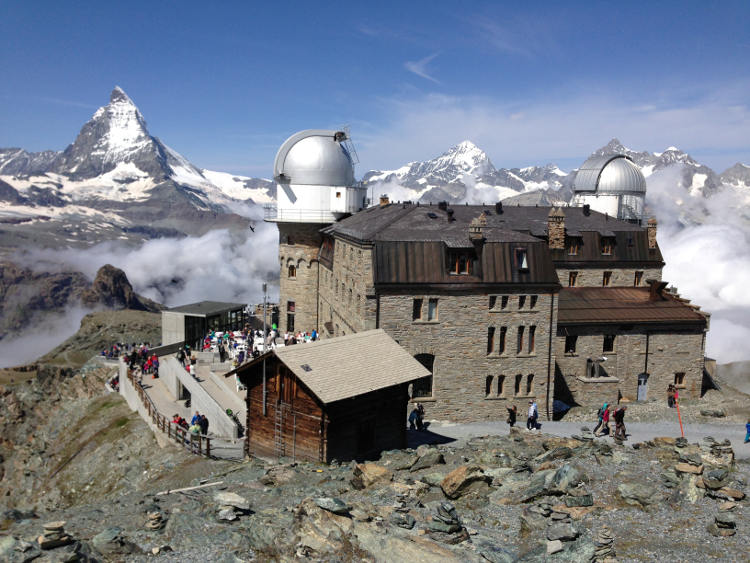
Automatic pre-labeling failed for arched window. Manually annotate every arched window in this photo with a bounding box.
[413,354,434,398]
[497,375,505,397]
[514,374,523,396]
[288,264,296,278]
[485,375,494,396]
[526,374,534,395]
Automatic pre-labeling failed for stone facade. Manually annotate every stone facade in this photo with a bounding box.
[547,208,565,250]
[378,291,557,422]
[647,218,658,249]
[556,267,662,288]
[554,329,705,407]
[278,223,322,334]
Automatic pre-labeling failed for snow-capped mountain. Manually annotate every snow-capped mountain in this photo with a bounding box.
[0,87,273,253]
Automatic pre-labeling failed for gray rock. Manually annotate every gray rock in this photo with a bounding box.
[475,541,516,563]
[389,512,416,529]
[218,507,238,521]
[700,409,726,418]
[547,539,564,554]
[707,523,736,537]
[92,528,141,558]
[715,512,736,528]
[564,494,593,507]
[314,497,350,515]
[703,468,730,490]
[214,491,250,511]
[427,519,462,534]
[546,522,580,542]
[535,446,573,464]
[552,464,583,493]
[410,447,445,471]
[420,472,447,487]
[617,482,663,507]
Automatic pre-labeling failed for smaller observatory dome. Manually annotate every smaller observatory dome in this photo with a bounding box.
[274,130,355,187]
[573,155,646,194]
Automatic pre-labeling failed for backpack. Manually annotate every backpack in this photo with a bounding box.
[597,406,605,419]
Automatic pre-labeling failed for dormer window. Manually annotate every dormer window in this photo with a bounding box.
[601,238,614,255]
[515,248,529,271]
[448,251,474,275]
[567,238,580,256]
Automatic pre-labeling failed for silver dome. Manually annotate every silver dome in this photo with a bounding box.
[574,154,646,194]
[273,129,354,186]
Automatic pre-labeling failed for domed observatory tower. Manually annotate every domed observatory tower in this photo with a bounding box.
[570,155,646,224]
[265,130,367,334]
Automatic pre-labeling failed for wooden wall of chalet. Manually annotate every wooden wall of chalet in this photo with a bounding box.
[241,359,411,463]
[244,361,325,462]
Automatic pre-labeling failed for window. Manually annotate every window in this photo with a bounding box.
[487,327,495,355]
[499,327,507,354]
[485,375,493,396]
[634,271,644,286]
[526,374,534,395]
[567,238,580,256]
[336,191,341,199]
[564,335,578,354]
[497,375,505,396]
[501,296,509,309]
[413,354,434,398]
[427,298,438,321]
[603,271,612,286]
[412,298,423,321]
[489,295,497,309]
[448,251,473,275]
[528,326,536,354]
[603,335,615,353]
[674,372,685,386]
[518,295,527,309]
[530,295,538,309]
[288,264,296,278]
[569,271,578,287]
[601,238,613,255]
[517,326,525,354]
[514,374,523,396]
[515,248,529,271]
[287,301,295,312]
[286,301,295,333]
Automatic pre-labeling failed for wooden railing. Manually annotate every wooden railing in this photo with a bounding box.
[126,369,211,457]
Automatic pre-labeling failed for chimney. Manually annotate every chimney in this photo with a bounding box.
[647,217,657,249]
[495,201,503,214]
[438,201,448,211]
[469,213,487,241]
[379,194,390,207]
[647,279,668,301]
[447,208,455,222]
[547,207,565,250]
[582,204,590,216]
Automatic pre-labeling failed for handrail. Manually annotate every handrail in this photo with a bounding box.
[126,369,212,457]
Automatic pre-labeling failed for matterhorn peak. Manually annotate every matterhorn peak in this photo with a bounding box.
[110,85,135,105]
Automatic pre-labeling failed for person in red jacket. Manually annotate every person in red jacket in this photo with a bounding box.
[596,405,611,437]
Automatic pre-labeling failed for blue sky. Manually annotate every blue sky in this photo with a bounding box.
[1,1,749,176]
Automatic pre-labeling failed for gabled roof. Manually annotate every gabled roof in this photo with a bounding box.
[166,301,246,316]
[558,287,707,326]
[229,329,431,404]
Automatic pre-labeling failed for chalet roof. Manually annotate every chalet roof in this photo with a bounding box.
[166,301,246,317]
[230,329,431,404]
[557,287,707,326]
[324,203,647,243]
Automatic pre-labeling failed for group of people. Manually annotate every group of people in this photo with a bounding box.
[171,411,209,436]
[504,401,540,431]
[667,384,680,408]
[593,402,628,440]
[408,403,426,431]
[283,329,318,346]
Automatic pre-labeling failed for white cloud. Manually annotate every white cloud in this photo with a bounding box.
[404,53,441,83]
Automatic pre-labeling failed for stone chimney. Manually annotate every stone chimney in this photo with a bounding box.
[547,207,565,250]
[379,194,390,207]
[647,217,657,249]
[469,213,487,241]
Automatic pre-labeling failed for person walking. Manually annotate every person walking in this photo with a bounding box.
[417,403,426,431]
[744,418,750,444]
[593,402,608,435]
[613,406,627,440]
[408,405,419,430]
[596,405,611,437]
[506,405,517,428]
[526,400,537,430]
[667,384,675,408]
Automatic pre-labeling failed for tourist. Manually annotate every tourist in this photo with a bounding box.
[191,411,201,426]
[506,404,517,428]
[408,405,419,430]
[593,402,608,435]
[417,403,426,431]
[526,400,538,431]
[613,406,627,440]
[667,384,675,408]
[596,405,611,437]
[745,419,750,444]
[177,347,185,366]
[189,421,201,435]
[311,329,318,341]
[199,414,209,435]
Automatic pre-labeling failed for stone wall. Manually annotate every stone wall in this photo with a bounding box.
[554,329,705,407]
[555,267,662,287]
[277,223,323,334]
[318,239,375,337]
[378,291,558,422]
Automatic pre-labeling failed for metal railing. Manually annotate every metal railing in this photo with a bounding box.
[126,369,211,457]
[263,204,344,222]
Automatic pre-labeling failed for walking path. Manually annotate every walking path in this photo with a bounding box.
[413,419,750,460]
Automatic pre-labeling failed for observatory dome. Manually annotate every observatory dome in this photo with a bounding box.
[273,130,355,187]
[573,155,646,194]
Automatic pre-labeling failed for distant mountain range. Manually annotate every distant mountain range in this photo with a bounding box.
[0,87,272,255]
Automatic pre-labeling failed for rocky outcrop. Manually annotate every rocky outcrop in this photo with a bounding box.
[80,264,161,312]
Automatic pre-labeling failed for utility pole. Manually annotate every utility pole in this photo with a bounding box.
[262,282,267,416]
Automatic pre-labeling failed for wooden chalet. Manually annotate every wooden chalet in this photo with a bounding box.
[227,329,431,462]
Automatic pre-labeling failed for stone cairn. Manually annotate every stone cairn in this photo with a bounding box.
[708,504,737,537]
[592,525,616,561]
[146,511,166,531]
[37,521,74,550]
[426,501,468,544]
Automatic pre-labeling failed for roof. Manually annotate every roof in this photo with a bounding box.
[574,154,646,194]
[231,330,431,404]
[557,287,707,327]
[166,301,246,317]
[273,129,354,186]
